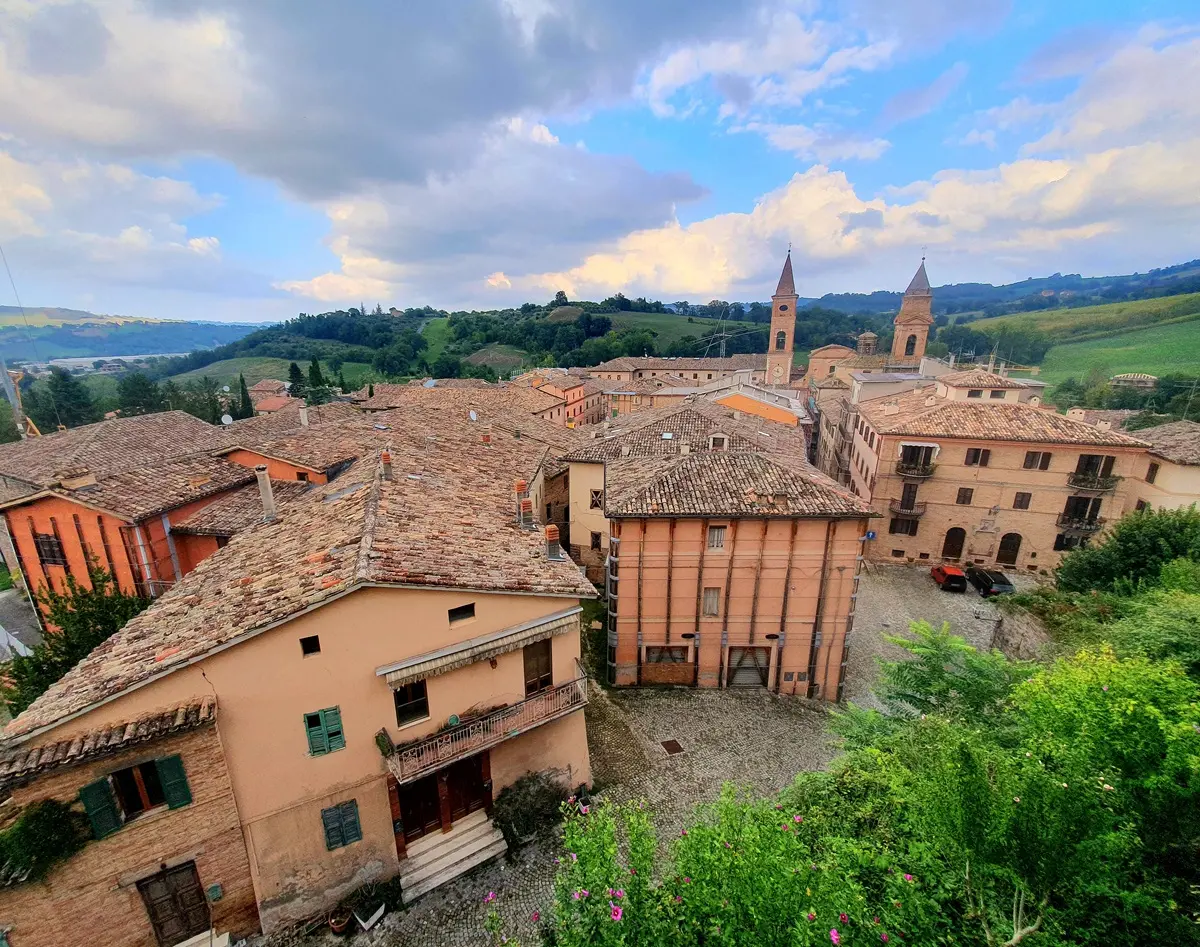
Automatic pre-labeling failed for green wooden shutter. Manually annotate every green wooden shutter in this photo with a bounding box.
[322,708,345,751]
[338,800,362,844]
[155,755,193,809]
[79,779,121,839]
[321,805,345,850]
[305,712,329,755]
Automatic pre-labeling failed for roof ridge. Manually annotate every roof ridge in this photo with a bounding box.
[354,450,387,584]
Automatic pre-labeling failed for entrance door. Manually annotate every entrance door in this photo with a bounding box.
[398,773,443,843]
[137,862,210,947]
[445,755,488,823]
[997,532,1022,566]
[727,647,771,687]
[942,527,966,560]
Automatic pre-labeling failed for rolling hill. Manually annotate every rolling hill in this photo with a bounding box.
[978,292,1200,344]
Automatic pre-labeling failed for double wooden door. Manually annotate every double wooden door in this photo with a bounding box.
[398,755,490,843]
[137,862,209,947]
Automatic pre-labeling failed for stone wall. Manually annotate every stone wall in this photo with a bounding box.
[991,606,1052,661]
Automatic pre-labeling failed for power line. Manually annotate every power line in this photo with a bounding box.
[0,242,64,432]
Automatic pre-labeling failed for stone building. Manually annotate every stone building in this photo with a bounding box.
[1123,420,1200,512]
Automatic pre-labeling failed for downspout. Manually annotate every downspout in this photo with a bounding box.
[806,519,835,698]
[133,524,157,597]
[776,518,799,693]
[693,517,708,681]
[636,518,645,683]
[748,519,766,642]
[718,519,739,688]
[160,514,183,583]
[665,519,675,643]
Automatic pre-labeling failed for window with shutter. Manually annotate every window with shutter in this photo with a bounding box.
[155,755,193,809]
[339,800,362,844]
[323,708,345,751]
[79,779,122,839]
[304,707,346,756]
[321,805,344,850]
[305,712,329,755]
[321,799,361,849]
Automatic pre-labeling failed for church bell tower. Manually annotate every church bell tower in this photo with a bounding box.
[765,252,798,387]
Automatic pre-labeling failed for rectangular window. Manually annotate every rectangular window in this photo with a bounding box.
[296,471,310,482]
[702,587,720,617]
[523,638,553,696]
[964,448,990,467]
[1023,451,1052,470]
[78,755,191,839]
[1146,462,1160,484]
[1135,500,1150,512]
[546,502,553,519]
[989,390,1006,399]
[956,488,974,505]
[32,531,67,567]
[590,489,604,509]
[304,707,345,756]
[448,602,475,625]
[889,517,919,536]
[591,531,602,551]
[1013,492,1032,510]
[300,635,321,656]
[321,799,363,850]
[707,525,726,549]
[967,390,983,398]
[393,680,429,726]
[645,646,687,663]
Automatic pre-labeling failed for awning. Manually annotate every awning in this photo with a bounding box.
[376,606,582,689]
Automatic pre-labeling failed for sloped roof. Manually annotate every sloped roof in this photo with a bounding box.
[815,375,850,389]
[775,253,796,296]
[604,452,871,518]
[938,369,1029,390]
[611,374,691,395]
[172,480,313,536]
[221,402,360,443]
[592,355,765,373]
[1138,420,1200,465]
[254,395,301,412]
[358,382,565,415]
[248,379,287,393]
[905,260,931,295]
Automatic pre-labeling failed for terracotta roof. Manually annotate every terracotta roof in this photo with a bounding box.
[604,452,871,518]
[611,374,691,395]
[905,260,931,295]
[1065,408,1138,428]
[220,425,368,474]
[564,401,807,463]
[808,344,856,356]
[837,354,921,370]
[0,411,228,489]
[592,355,765,373]
[248,379,287,393]
[359,383,565,415]
[0,699,216,791]
[221,402,361,443]
[580,378,619,396]
[172,480,313,536]
[815,376,850,389]
[254,395,301,412]
[938,369,1029,389]
[409,377,497,389]
[7,411,595,739]
[775,252,796,296]
[858,388,1150,447]
[1139,420,1200,465]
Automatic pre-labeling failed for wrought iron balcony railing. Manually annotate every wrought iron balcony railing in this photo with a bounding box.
[888,499,927,516]
[1056,514,1105,532]
[1067,472,1120,492]
[895,462,936,479]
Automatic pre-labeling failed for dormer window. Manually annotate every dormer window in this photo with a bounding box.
[967,390,982,399]
[709,434,728,451]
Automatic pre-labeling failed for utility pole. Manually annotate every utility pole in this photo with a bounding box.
[0,354,26,438]
[1183,377,1198,421]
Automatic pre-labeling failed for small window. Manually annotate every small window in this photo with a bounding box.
[590,489,604,509]
[546,502,553,519]
[300,635,321,656]
[591,531,602,551]
[111,762,166,820]
[448,603,475,625]
[702,587,720,616]
[964,448,990,467]
[645,646,687,664]
[1135,500,1150,512]
[956,488,974,505]
[1023,451,1052,470]
[523,638,553,696]
[989,390,1005,399]
[32,532,67,567]
[707,525,726,549]
[321,799,363,850]
[888,517,919,536]
[709,435,727,450]
[967,390,983,399]
[1013,492,1032,510]
[394,680,429,726]
[891,549,905,558]
[1146,462,1160,484]
[304,707,345,756]
[296,471,310,482]
[79,755,192,839]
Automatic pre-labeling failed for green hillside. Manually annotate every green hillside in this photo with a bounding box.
[463,344,528,372]
[1029,320,1200,386]
[613,312,760,346]
[169,357,374,389]
[979,292,1200,344]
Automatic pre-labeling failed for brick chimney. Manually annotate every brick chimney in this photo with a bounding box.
[546,524,564,560]
[680,443,691,455]
[255,465,276,522]
[299,404,309,427]
[513,479,528,523]
[381,450,393,481]
[520,497,534,529]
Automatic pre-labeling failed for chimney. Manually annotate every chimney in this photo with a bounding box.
[255,465,277,522]
[883,402,900,416]
[299,404,309,427]
[1097,420,1112,431]
[546,524,564,560]
[680,443,691,455]
[620,444,632,457]
[482,425,492,445]
[520,497,534,528]
[514,479,528,523]
[381,450,393,481]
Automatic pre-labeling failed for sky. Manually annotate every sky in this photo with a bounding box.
[0,0,1197,323]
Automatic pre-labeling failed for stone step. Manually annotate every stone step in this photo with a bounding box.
[401,822,506,890]
[176,933,230,947]
[402,836,509,903]
[405,808,490,860]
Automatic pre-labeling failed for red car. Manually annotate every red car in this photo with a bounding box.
[930,564,968,592]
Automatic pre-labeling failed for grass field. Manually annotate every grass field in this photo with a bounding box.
[0,307,168,328]
[613,311,761,347]
[464,344,529,372]
[978,292,1200,344]
[168,357,375,389]
[1028,320,1200,386]
[420,318,452,362]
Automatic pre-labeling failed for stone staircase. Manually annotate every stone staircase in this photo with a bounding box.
[399,810,508,903]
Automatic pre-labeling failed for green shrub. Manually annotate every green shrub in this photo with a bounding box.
[0,799,90,884]
[492,771,570,851]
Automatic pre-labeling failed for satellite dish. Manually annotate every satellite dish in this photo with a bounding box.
[220,414,233,425]
[469,410,477,422]
[222,385,231,393]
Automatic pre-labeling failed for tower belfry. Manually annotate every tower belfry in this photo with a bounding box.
[765,252,798,386]
[891,258,934,361]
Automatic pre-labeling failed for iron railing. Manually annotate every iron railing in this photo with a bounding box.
[895,462,936,479]
[387,670,588,784]
[1067,472,1120,492]
[888,499,927,516]
[1056,514,1105,532]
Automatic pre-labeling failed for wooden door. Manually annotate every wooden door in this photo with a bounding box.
[446,756,487,823]
[137,862,209,947]
[997,532,1022,566]
[399,773,443,842]
[941,527,966,560]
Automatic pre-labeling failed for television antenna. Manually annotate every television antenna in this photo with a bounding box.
[220,414,233,425]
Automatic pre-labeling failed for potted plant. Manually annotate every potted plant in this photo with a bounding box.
[329,907,352,935]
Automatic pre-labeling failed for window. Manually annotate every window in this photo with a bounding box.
[889,517,919,536]
[904,334,917,356]
[32,531,66,567]
[702,587,720,616]
[645,646,687,663]
[1147,462,1160,484]
[1135,500,1150,512]
[79,756,192,838]
[709,435,727,450]
[546,502,552,519]
[967,390,983,399]
[956,488,974,505]
[300,635,321,656]
[1023,451,1052,470]
[868,432,875,449]
[891,549,905,558]
[321,800,363,850]
[591,531,602,551]
[707,525,727,549]
[989,390,1005,399]
[448,602,475,625]
[827,365,836,375]
[590,489,604,509]
[304,707,345,756]
[523,638,553,696]
[394,680,429,726]
[775,330,787,351]
[296,471,310,482]
[964,448,990,467]
[1013,492,1032,510]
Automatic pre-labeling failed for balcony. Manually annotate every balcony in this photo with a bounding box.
[1067,472,1120,493]
[888,499,927,516]
[386,671,588,784]
[895,461,936,479]
[1056,514,1106,532]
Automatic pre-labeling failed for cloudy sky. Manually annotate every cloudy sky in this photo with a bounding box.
[0,0,1196,322]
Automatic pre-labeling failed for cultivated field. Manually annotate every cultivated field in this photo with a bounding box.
[167,357,375,389]
[980,292,1200,343]
[1032,320,1200,386]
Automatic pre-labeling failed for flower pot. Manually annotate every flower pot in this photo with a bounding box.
[329,911,352,935]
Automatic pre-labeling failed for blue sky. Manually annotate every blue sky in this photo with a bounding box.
[0,0,1197,322]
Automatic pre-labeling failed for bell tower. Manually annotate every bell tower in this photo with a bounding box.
[891,258,934,361]
[765,252,798,386]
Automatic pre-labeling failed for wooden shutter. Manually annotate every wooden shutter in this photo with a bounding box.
[322,708,345,751]
[79,779,122,839]
[321,805,345,850]
[156,755,193,809]
[305,713,329,755]
[338,800,362,844]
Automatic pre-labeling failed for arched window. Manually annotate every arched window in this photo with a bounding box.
[775,330,787,351]
[904,334,917,356]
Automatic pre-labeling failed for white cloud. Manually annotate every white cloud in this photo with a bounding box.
[878,62,968,128]
[738,122,890,161]
[956,96,1058,147]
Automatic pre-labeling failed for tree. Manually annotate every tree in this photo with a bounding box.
[24,368,100,430]
[553,290,569,307]
[160,379,186,411]
[0,562,149,714]
[0,400,19,444]
[368,383,375,398]
[1056,506,1200,593]
[307,356,325,389]
[116,373,164,416]
[287,361,307,400]
[337,369,347,392]
[181,376,222,424]
[237,373,253,420]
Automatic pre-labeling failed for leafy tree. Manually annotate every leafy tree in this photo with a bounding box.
[0,400,19,444]
[307,356,325,389]
[160,379,186,411]
[181,376,222,424]
[368,383,374,398]
[23,367,100,430]
[553,290,569,307]
[1056,506,1200,593]
[0,562,149,714]
[337,369,347,392]
[430,353,462,378]
[287,361,307,400]
[116,372,164,416]
[236,373,253,419]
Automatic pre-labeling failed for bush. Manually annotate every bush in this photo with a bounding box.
[0,799,90,884]
[492,772,571,850]
[1055,506,1200,593]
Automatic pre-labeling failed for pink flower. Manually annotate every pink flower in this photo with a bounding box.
[531,911,540,923]
[793,814,803,823]
[1102,685,1109,692]
[572,891,581,901]
[881,935,890,943]
[873,917,880,924]
[839,913,849,923]
[581,890,589,899]
[567,796,576,804]
[675,895,683,904]
[681,829,688,836]
[683,877,691,884]
[808,913,816,922]
[580,805,590,815]
[830,929,841,945]
[725,841,732,848]
[776,803,784,810]
[484,891,497,904]
[904,873,913,882]
[610,903,623,922]
[616,890,625,899]
[569,852,577,862]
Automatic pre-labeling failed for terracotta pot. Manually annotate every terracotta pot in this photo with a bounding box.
[329,912,352,934]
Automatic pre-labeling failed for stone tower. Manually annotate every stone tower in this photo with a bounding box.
[765,252,798,386]
[891,259,934,361]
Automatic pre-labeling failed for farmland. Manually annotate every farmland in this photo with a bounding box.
[167,357,375,389]
[1028,320,1200,386]
[979,292,1200,344]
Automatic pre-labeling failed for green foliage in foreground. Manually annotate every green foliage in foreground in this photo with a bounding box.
[1055,506,1200,594]
[0,800,90,884]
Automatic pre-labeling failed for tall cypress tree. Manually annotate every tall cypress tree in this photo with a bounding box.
[308,357,325,389]
[237,373,253,419]
[287,361,307,399]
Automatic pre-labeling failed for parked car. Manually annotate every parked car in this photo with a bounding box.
[966,566,1016,597]
[930,564,968,592]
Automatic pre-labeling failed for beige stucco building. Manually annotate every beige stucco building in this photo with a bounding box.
[1123,420,1200,512]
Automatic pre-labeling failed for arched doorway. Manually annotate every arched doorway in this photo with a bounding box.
[775,330,787,351]
[997,532,1022,566]
[941,527,965,560]
[904,333,917,356]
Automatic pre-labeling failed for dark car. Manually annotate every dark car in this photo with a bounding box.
[930,564,968,592]
[966,566,1016,597]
